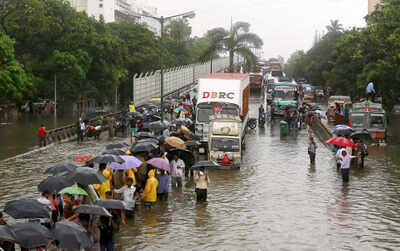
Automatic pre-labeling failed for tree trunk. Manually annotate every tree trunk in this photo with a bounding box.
[229,50,234,72]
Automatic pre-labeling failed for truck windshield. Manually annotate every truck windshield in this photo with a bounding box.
[273,90,296,100]
[350,113,366,127]
[211,138,240,152]
[370,114,384,128]
[197,108,239,123]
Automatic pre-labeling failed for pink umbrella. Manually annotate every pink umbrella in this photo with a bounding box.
[110,156,142,170]
[326,137,357,149]
[147,158,171,172]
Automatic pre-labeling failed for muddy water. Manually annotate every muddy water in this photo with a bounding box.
[1,103,400,250]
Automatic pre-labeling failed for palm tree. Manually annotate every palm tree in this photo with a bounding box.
[201,22,263,72]
[326,20,343,33]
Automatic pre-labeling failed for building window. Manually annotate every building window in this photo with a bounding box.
[99,3,103,8]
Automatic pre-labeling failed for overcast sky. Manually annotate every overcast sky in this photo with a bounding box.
[148,0,368,61]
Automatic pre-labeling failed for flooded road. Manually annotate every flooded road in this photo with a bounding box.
[1,102,400,250]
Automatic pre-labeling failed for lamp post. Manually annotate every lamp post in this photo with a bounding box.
[135,11,195,120]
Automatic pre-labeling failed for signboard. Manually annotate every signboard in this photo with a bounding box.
[274,86,297,91]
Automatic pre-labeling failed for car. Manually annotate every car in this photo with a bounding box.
[391,104,400,115]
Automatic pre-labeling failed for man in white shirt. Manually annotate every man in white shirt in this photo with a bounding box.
[338,150,351,182]
[114,178,136,211]
[335,147,344,171]
[170,155,185,188]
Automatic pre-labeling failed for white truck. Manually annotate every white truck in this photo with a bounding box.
[195,73,250,154]
[208,115,243,168]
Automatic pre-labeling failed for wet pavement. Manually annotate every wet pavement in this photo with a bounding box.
[1,100,400,250]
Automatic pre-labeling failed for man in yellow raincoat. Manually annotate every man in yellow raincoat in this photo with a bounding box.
[141,169,158,209]
[93,164,112,200]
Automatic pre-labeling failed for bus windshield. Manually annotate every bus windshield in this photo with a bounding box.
[211,138,240,152]
[197,108,239,123]
[370,114,384,128]
[350,113,366,127]
[273,90,296,100]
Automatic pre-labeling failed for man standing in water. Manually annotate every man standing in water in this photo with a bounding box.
[338,150,351,182]
[38,124,47,147]
[308,137,317,164]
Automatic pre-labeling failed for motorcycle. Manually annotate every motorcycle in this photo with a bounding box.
[84,125,102,140]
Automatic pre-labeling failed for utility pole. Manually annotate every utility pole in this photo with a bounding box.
[160,16,165,121]
[54,74,57,119]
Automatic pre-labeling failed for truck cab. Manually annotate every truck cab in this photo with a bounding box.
[208,115,242,168]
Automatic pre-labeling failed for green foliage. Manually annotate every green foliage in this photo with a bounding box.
[0,33,30,102]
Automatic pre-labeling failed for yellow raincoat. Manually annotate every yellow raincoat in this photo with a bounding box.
[93,169,112,200]
[125,168,137,186]
[141,170,158,203]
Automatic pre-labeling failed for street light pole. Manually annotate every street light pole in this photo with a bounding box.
[160,16,165,121]
[54,74,57,119]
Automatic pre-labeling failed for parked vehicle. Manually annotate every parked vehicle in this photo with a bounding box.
[302,84,315,103]
[195,73,250,153]
[349,101,387,144]
[391,104,400,116]
[208,115,243,168]
[271,82,299,117]
[327,96,352,124]
[249,72,263,94]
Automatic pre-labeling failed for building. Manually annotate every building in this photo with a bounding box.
[67,0,160,35]
[368,0,382,14]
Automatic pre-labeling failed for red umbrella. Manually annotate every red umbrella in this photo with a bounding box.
[326,137,357,149]
[73,154,94,163]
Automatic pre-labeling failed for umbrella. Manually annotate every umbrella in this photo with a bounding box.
[167,148,194,163]
[4,199,50,219]
[165,136,186,149]
[130,142,158,154]
[173,118,192,126]
[128,112,144,119]
[185,140,201,147]
[102,149,127,156]
[59,186,88,196]
[147,158,171,172]
[334,124,352,130]
[157,135,166,144]
[135,132,156,139]
[91,154,125,164]
[137,138,160,145]
[0,225,16,242]
[73,154,94,163]
[95,199,131,210]
[75,205,111,217]
[191,160,221,170]
[183,101,192,106]
[173,107,184,113]
[106,142,129,150]
[351,130,374,144]
[109,155,142,170]
[38,175,75,194]
[44,163,77,175]
[67,167,107,185]
[10,223,53,248]
[143,121,169,132]
[326,137,357,149]
[54,221,93,249]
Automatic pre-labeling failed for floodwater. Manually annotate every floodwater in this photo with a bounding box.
[1,114,75,160]
[1,100,400,250]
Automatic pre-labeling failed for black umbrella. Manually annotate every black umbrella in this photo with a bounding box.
[167,148,194,163]
[95,199,132,210]
[351,130,374,144]
[102,149,127,156]
[10,223,53,248]
[38,175,75,194]
[143,121,169,132]
[333,128,354,137]
[54,221,93,249]
[191,160,221,170]
[44,163,77,176]
[135,132,156,139]
[67,167,107,185]
[157,135,166,144]
[136,138,160,145]
[91,154,125,164]
[185,140,201,147]
[130,142,158,154]
[4,199,50,219]
[0,225,16,242]
[106,142,129,150]
[128,112,144,119]
[75,204,112,217]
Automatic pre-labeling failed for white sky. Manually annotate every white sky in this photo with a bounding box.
[148,0,368,61]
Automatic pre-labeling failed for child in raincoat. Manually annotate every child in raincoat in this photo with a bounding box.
[141,170,158,209]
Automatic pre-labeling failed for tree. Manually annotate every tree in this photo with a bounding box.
[201,22,263,72]
[326,20,343,33]
[0,33,30,102]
